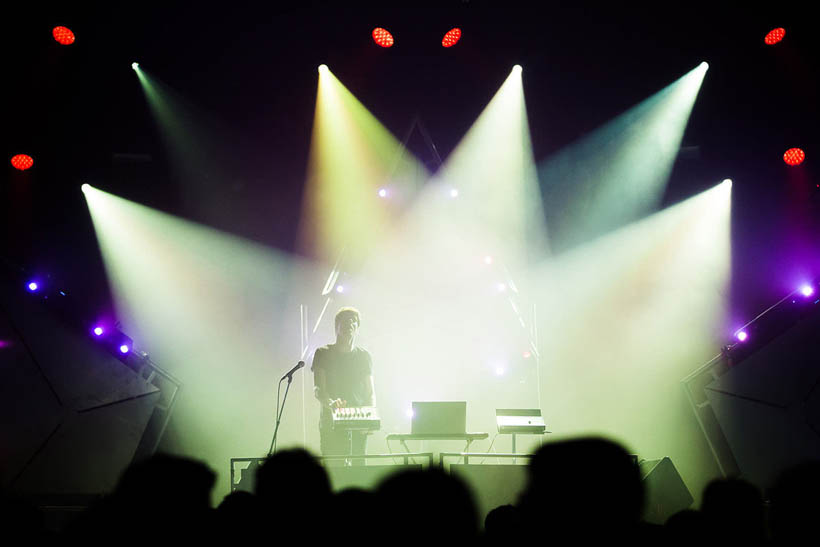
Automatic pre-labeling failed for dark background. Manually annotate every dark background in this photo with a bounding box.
[2,1,818,332]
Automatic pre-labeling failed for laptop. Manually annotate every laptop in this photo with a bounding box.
[411,401,467,435]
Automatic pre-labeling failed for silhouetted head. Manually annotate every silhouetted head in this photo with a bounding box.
[484,504,520,538]
[217,490,259,515]
[115,453,215,513]
[376,467,478,541]
[770,461,820,543]
[665,509,707,545]
[94,453,217,540]
[701,477,764,541]
[519,437,643,539]
[215,490,263,539]
[255,448,331,507]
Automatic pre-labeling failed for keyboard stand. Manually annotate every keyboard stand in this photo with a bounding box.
[386,433,489,463]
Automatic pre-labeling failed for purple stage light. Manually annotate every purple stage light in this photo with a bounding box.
[27,281,39,292]
[119,344,130,354]
[93,326,104,336]
[799,284,814,297]
[736,331,748,342]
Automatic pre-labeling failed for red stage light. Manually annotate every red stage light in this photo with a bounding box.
[11,154,33,170]
[764,28,785,45]
[53,26,76,45]
[783,148,805,166]
[442,28,462,48]
[372,28,394,48]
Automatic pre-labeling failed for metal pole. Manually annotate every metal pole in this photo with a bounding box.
[533,303,542,412]
[300,304,308,446]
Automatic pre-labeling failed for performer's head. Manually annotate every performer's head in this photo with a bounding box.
[334,306,360,342]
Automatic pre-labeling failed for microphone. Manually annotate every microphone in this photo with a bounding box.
[280,360,305,381]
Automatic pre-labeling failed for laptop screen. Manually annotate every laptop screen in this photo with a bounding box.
[411,401,467,435]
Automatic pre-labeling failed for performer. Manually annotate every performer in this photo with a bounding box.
[312,307,376,459]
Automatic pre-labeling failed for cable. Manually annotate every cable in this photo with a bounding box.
[268,377,286,456]
[477,433,500,465]
[268,379,282,455]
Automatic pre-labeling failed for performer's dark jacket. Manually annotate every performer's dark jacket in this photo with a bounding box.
[312,344,373,425]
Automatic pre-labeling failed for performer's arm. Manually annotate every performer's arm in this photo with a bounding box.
[313,350,327,402]
[313,351,345,407]
[313,367,326,402]
[367,375,377,407]
[365,351,376,407]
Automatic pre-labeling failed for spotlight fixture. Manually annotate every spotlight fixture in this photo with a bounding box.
[336,285,345,294]
[442,28,462,47]
[372,28,394,48]
[27,281,39,292]
[52,26,75,45]
[318,64,328,72]
[799,284,814,297]
[783,148,805,166]
[736,330,749,342]
[131,62,139,70]
[93,326,105,336]
[119,344,130,354]
[449,188,459,198]
[378,188,388,198]
[11,154,34,170]
[765,28,786,45]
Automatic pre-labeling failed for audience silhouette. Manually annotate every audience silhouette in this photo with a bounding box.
[519,437,646,542]
[65,453,216,540]
[701,477,765,545]
[769,461,820,545]
[375,466,479,542]
[6,437,820,543]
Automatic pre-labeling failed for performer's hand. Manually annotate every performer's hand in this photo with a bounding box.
[329,398,346,409]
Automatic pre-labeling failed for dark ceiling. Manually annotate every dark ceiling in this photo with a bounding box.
[2,1,818,321]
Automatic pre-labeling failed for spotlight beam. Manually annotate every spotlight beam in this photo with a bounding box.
[538,62,709,253]
[527,180,730,503]
[430,65,546,268]
[299,66,427,268]
[82,183,314,497]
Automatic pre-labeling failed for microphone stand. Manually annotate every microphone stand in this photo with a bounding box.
[268,367,299,456]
